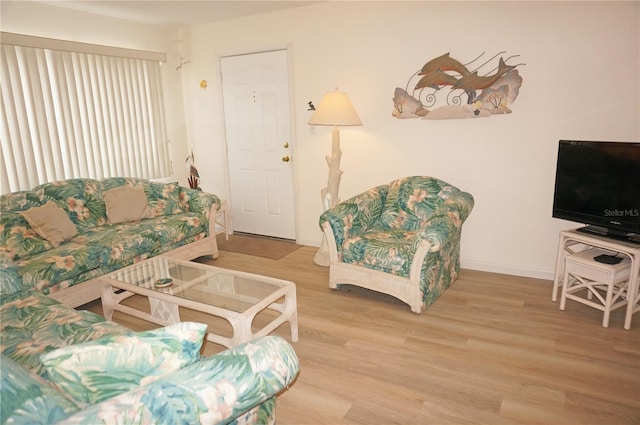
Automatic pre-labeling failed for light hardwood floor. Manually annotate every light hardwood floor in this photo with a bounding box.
[82,246,640,424]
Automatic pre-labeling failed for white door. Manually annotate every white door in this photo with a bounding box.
[221,50,296,240]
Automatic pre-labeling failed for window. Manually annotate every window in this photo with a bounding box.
[0,32,171,194]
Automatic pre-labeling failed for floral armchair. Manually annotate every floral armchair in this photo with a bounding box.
[319,176,474,313]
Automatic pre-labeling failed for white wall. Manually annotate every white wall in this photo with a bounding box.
[3,1,638,279]
[182,1,639,279]
[0,0,191,187]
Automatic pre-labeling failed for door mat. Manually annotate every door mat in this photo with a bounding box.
[216,233,302,260]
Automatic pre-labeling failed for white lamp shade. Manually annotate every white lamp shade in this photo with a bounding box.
[308,89,362,126]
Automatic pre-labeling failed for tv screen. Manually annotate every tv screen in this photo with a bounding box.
[552,140,640,243]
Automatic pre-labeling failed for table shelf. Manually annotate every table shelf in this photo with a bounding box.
[553,229,640,329]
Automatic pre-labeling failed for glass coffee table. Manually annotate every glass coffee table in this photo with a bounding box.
[101,256,298,348]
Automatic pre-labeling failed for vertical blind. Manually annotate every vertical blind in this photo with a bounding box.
[0,33,171,194]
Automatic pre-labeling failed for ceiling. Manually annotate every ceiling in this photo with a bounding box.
[36,1,320,27]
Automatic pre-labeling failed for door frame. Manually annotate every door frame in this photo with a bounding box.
[217,44,299,241]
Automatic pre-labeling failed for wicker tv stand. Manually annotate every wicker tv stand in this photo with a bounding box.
[552,228,640,329]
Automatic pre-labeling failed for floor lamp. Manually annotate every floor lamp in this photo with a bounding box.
[308,88,362,266]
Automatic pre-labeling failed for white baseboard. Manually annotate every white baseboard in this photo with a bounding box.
[461,259,554,281]
[298,238,321,248]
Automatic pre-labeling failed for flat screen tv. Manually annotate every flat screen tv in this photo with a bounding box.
[552,140,640,244]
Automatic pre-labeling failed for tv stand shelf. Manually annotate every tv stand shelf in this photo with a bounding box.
[553,228,640,330]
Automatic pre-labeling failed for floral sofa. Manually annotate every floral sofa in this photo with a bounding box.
[0,177,221,307]
[0,287,300,424]
[320,176,474,313]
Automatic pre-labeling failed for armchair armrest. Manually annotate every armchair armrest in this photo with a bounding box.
[319,185,388,250]
[418,191,474,252]
[59,335,300,425]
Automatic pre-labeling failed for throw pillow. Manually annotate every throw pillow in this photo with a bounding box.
[103,185,151,224]
[0,212,53,260]
[18,201,78,247]
[40,321,207,405]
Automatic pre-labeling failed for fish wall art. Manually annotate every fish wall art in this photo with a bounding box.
[393,52,525,120]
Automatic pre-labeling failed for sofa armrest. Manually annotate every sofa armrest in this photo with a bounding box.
[1,354,81,424]
[58,335,299,425]
[417,191,474,252]
[319,184,388,250]
[180,188,222,235]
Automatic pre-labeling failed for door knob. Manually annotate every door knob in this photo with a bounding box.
[283,142,289,148]
[282,155,290,162]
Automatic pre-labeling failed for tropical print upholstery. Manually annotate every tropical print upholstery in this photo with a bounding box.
[59,336,300,425]
[0,289,300,425]
[0,290,129,377]
[41,322,207,404]
[0,191,54,261]
[0,178,220,296]
[1,354,80,424]
[320,176,474,310]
